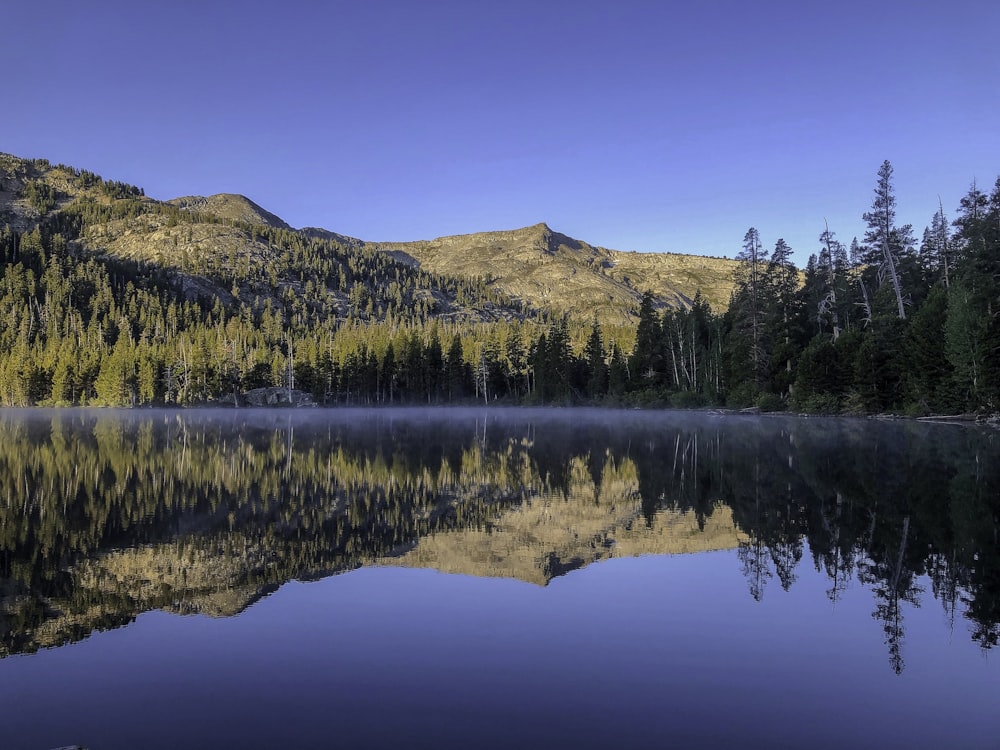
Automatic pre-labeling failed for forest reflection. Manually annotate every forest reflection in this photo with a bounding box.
[1,408,997,673]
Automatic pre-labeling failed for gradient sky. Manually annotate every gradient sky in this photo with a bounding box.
[4,0,998,265]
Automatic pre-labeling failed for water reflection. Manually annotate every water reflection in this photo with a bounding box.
[1,408,997,674]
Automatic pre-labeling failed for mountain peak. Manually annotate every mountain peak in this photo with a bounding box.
[169,193,290,229]
[1,150,737,323]
[372,222,735,323]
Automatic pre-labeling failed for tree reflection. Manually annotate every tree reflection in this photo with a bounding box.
[0,409,997,672]
[814,494,856,605]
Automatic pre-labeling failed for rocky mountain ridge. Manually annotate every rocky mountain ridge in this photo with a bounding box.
[1,152,737,322]
[374,222,736,322]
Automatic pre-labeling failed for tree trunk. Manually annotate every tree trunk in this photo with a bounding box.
[883,239,907,319]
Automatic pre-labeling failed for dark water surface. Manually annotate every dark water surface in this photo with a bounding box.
[0,408,997,749]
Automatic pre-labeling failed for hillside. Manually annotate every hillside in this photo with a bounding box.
[168,193,291,229]
[0,153,528,325]
[0,151,743,408]
[1,152,736,326]
[376,223,736,323]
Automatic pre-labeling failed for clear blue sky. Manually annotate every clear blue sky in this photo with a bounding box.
[4,0,998,265]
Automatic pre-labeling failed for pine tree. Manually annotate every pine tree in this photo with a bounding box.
[629,291,663,386]
[764,238,802,397]
[608,343,629,397]
[726,227,771,398]
[381,343,396,403]
[504,326,528,399]
[94,336,135,406]
[861,161,915,319]
[904,286,952,412]
[815,224,852,339]
[946,177,1000,409]
[584,317,608,399]
[918,202,951,288]
[445,334,467,401]
[531,332,549,401]
[545,317,573,402]
[425,325,443,403]
[49,339,78,405]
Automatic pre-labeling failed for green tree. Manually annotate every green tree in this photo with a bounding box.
[861,161,916,319]
[584,317,608,399]
[629,291,663,387]
[94,337,135,406]
[608,343,629,397]
[764,238,802,397]
[904,285,952,412]
[946,177,1000,410]
[445,334,469,401]
[504,326,529,399]
[425,326,444,403]
[725,228,771,400]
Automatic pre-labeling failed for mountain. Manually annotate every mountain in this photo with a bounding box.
[0,152,737,324]
[0,153,529,325]
[1,152,744,407]
[375,223,736,323]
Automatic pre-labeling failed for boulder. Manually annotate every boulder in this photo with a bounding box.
[242,387,315,407]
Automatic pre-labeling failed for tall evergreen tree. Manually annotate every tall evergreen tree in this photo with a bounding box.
[815,224,852,339]
[861,160,916,319]
[629,291,663,386]
[545,317,574,402]
[725,227,771,398]
[425,325,444,403]
[504,326,529,398]
[947,177,1000,409]
[445,334,469,401]
[918,202,952,289]
[94,335,135,406]
[584,317,608,399]
[764,238,802,397]
[607,343,629,397]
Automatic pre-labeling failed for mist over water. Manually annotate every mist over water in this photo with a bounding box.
[1,408,998,749]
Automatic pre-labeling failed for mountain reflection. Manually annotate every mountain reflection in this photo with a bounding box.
[1,408,997,673]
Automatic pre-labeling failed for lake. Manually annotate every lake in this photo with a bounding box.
[0,407,997,749]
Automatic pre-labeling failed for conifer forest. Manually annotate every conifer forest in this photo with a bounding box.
[1,154,998,415]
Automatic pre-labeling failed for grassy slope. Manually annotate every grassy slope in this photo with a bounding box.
[374,222,736,323]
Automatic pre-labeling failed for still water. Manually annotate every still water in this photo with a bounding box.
[0,408,997,749]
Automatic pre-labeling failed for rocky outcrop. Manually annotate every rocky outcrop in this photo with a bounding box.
[169,193,291,229]
[242,387,315,407]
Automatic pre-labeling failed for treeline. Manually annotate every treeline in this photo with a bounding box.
[730,162,1000,414]
[0,219,618,406]
[0,159,545,406]
[621,160,1000,414]
[0,159,998,413]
